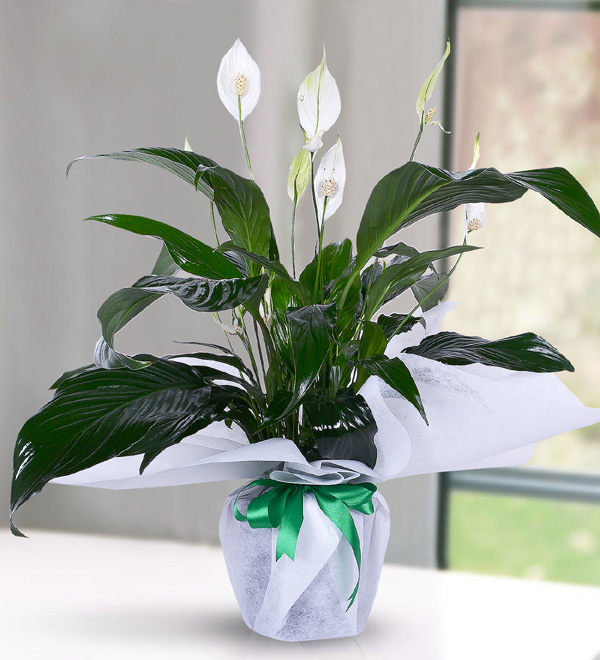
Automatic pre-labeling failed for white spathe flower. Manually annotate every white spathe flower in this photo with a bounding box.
[465,133,485,234]
[217,39,261,121]
[465,202,486,234]
[314,136,345,224]
[183,133,193,152]
[297,49,341,152]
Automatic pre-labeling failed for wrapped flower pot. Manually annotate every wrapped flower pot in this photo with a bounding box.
[219,481,390,641]
[10,38,600,643]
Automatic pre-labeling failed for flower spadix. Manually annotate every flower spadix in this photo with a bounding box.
[217,39,261,121]
[297,49,341,153]
[465,202,486,233]
[314,136,345,224]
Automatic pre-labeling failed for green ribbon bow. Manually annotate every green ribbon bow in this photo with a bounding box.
[233,478,377,609]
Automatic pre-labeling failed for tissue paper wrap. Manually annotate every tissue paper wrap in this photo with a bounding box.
[219,482,390,642]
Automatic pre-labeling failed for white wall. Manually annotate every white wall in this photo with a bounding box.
[1,0,446,567]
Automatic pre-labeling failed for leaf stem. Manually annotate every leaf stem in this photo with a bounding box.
[310,153,320,234]
[252,318,267,384]
[393,240,467,339]
[410,119,425,162]
[291,188,298,279]
[238,314,261,384]
[209,202,220,246]
[238,96,254,180]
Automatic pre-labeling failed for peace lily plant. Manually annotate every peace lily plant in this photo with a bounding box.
[10,39,600,539]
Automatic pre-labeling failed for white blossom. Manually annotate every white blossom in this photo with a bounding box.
[217,39,261,121]
[297,49,340,152]
[314,136,345,224]
[465,202,486,234]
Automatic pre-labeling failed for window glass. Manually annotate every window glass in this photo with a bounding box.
[447,8,600,473]
[449,490,600,585]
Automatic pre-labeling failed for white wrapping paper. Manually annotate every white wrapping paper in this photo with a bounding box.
[219,483,390,641]
[50,301,600,641]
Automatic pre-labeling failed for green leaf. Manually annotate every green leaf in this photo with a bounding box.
[10,359,252,535]
[359,354,428,423]
[197,165,275,273]
[356,163,600,271]
[358,322,388,361]
[67,147,217,198]
[354,322,389,389]
[404,331,575,373]
[304,389,378,469]
[87,214,242,279]
[94,337,152,370]
[416,39,451,118]
[129,273,268,313]
[282,304,337,418]
[152,243,179,277]
[164,351,256,386]
[300,240,353,295]
[375,242,420,259]
[220,245,310,304]
[362,245,479,319]
[98,287,161,350]
[377,313,425,340]
[93,243,182,370]
[330,272,362,342]
[411,271,449,311]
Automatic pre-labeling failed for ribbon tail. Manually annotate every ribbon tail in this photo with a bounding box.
[314,491,363,610]
[276,487,304,561]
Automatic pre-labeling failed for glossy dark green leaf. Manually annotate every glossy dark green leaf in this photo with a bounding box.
[356,163,600,270]
[197,165,275,273]
[362,245,479,320]
[98,287,161,351]
[280,304,337,418]
[152,243,179,277]
[359,354,428,423]
[411,271,449,312]
[300,240,353,296]
[377,313,425,340]
[130,273,268,313]
[94,243,182,370]
[94,337,153,370]
[217,240,248,277]
[10,359,252,535]
[358,322,388,361]
[374,242,420,259]
[161,351,257,389]
[67,147,217,198]
[304,390,378,469]
[354,322,389,389]
[331,272,362,341]
[404,331,575,373]
[87,214,241,279]
[219,244,310,304]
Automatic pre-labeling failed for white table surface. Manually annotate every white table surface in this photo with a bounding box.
[1,530,600,660]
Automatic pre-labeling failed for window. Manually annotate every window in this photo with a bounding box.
[441,0,600,584]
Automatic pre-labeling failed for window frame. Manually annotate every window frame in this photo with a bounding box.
[437,0,600,569]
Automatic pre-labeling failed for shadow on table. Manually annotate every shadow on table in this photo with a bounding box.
[57,606,371,656]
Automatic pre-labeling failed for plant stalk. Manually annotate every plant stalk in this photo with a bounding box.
[238,96,254,180]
